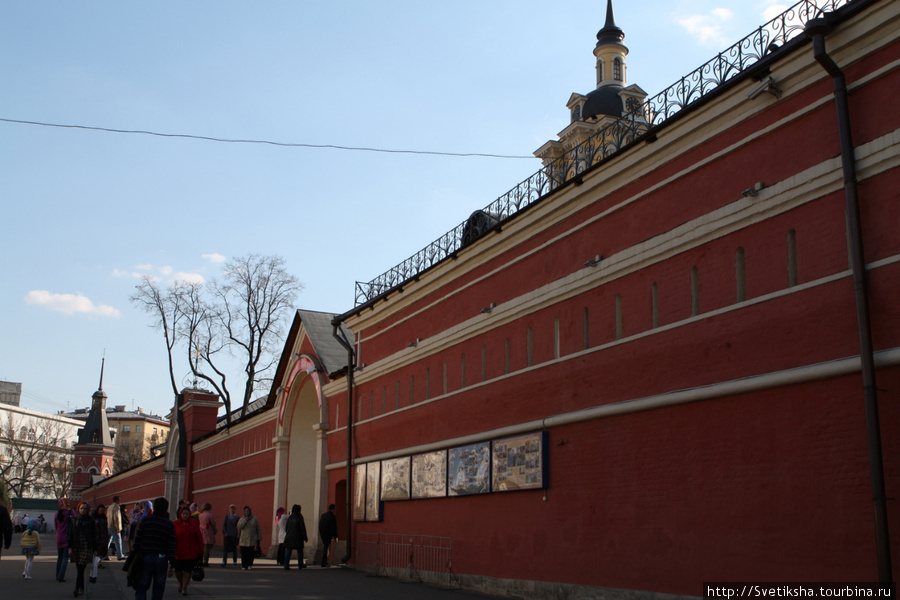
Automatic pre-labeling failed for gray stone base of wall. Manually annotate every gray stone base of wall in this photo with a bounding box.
[348,564,697,600]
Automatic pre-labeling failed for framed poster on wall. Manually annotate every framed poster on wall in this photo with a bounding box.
[411,450,447,499]
[381,456,411,501]
[352,463,367,521]
[448,441,491,496]
[491,431,548,492]
[365,461,382,521]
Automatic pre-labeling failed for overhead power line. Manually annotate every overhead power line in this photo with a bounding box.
[0,117,535,159]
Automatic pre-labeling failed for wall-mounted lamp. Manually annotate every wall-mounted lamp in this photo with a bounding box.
[480,303,495,314]
[584,254,603,267]
[741,182,766,197]
[408,338,420,348]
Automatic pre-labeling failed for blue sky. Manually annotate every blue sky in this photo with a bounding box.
[1,0,791,417]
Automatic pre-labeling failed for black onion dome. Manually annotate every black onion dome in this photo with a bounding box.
[582,85,624,120]
[596,0,624,46]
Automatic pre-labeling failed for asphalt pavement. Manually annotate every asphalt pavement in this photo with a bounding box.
[0,549,507,600]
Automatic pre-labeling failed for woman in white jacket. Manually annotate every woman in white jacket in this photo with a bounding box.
[236,506,261,571]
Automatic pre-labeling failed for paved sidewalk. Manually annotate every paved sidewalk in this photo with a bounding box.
[0,551,505,600]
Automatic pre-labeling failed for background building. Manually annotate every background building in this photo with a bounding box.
[0,380,22,407]
[0,403,81,500]
[67,404,170,470]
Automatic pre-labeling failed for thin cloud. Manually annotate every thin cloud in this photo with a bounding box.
[124,263,204,286]
[24,290,121,317]
[112,268,147,279]
[172,272,206,285]
[678,8,734,47]
[202,253,226,264]
[762,2,790,22]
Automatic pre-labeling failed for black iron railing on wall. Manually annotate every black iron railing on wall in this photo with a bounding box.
[354,0,854,307]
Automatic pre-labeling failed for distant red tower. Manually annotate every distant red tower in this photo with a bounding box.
[71,359,115,498]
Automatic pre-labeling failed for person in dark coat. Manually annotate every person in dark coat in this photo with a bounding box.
[282,504,307,570]
[132,497,176,600]
[0,502,13,560]
[90,504,111,582]
[220,504,240,567]
[317,504,338,567]
[68,501,98,597]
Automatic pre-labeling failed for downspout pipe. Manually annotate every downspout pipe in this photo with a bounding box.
[332,319,355,565]
[805,18,893,584]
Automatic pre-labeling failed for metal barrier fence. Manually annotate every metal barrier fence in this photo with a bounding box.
[356,533,458,588]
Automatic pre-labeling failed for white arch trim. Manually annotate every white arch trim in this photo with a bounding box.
[277,354,324,427]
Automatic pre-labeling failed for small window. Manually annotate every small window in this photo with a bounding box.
[572,105,582,121]
[613,58,623,81]
[135,424,141,433]
[122,425,131,433]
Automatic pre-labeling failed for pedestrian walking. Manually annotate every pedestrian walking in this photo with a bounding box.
[55,500,76,581]
[127,502,142,553]
[197,503,216,567]
[282,504,307,570]
[12,511,22,534]
[0,502,12,560]
[68,501,98,597]
[318,503,338,567]
[90,504,110,582]
[19,520,42,579]
[174,506,203,596]
[107,495,125,560]
[131,496,176,600]
[221,504,239,567]
[236,506,261,571]
[274,507,285,565]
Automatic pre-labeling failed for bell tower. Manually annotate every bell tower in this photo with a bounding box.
[71,358,116,497]
[594,0,627,88]
[534,0,648,172]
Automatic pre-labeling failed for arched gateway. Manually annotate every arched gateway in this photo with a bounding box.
[269,309,352,563]
[272,354,328,551]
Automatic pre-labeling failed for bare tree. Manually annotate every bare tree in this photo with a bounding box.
[113,438,147,474]
[0,413,74,499]
[213,254,302,417]
[46,451,74,499]
[131,277,202,400]
[131,254,301,423]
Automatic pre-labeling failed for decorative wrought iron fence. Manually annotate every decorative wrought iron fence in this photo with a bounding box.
[356,532,457,587]
[354,0,855,307]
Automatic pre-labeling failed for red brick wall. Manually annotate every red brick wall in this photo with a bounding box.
[328,24,900,591]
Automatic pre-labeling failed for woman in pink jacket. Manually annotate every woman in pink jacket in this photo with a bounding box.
[197,503,216,567]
